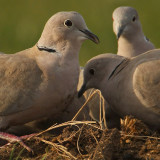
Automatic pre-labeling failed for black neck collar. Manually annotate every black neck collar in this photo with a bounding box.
[108,58,129,80]
[37,45,56,53]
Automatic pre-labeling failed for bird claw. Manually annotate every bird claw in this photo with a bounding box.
[0,132,35,152]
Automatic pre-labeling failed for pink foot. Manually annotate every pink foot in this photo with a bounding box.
[0,132,36,152]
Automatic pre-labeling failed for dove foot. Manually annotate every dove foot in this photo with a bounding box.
[0,132,35,152]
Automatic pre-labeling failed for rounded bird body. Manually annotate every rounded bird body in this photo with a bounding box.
[0,11,99,130]
[79,50,160,131]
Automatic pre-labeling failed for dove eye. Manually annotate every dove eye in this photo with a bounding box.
[132,16,136,22]
[64,19,72,27]
[89,68,95,75]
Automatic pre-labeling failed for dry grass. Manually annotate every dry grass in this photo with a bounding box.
[72,89,106,129]
[0,91,160,159]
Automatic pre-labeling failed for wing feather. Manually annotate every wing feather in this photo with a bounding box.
[133,59,160,112]
[0,54,43,116]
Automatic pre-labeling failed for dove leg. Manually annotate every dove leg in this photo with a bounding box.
[0,116,35,152]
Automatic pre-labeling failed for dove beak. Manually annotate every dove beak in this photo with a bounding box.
[117,26,125,39]
[78,83,87,98]
[79,29,100,44]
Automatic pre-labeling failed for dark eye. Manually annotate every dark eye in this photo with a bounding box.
[132,16,136,22]
[64,19,72,27]
[89,68,95,75]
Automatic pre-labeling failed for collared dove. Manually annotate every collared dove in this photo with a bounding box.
[113,6,155,57]
[78,50,160,131]
[0,11,99,146]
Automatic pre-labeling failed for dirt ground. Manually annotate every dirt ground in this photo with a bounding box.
[0,116,160,160]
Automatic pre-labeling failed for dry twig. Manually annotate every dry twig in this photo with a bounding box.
[36,137,77,160]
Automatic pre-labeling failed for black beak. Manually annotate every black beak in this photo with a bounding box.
[78,83,87,98]
[79,29,100,44]
[117,27,124,39]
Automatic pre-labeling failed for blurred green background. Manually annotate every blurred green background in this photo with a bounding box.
[0,0,159,66]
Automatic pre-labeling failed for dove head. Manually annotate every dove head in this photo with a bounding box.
[78,53,126,97]
[112,7,142,39]
[37,11,99,53]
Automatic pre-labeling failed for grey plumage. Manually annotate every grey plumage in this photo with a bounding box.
[79,50,160,131]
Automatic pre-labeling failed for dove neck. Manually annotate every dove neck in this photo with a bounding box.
[95,55,128,91]
[38,39,81,59]
[59,40,81,60]
[36,45,56,53]
[99,57,125,102]
[117,31,149,57]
